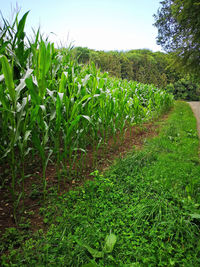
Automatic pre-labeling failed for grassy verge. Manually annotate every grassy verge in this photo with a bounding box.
[1,101,200,266]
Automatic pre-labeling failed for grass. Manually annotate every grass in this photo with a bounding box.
[1,101,200,266]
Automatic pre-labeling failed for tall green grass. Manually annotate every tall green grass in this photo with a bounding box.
[0,11,174,218]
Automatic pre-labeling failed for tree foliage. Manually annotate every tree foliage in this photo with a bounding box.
[154,0,200,76]
[166,77,200,100]
[73,47,180,88]
[72,46,200,100]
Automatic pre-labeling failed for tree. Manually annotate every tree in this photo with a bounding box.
[154,0,200,77]
[73,47,90,64]
[119,54,133,80]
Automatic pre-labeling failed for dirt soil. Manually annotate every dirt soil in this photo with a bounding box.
[188,102,200,138]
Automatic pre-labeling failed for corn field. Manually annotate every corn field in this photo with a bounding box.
[0,12,174,217]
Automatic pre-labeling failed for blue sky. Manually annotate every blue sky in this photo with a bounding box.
[1,0,162,52]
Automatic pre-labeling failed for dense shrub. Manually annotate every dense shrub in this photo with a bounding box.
[166,78,200,101]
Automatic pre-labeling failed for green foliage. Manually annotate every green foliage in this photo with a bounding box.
[73,47,200,100]
[0,55,15,103]
[2,102,200,266]
[166,77,200,101]
[0,11,31,80]
[73,47,90,64]
[0,11,174,214]
[76,232,117,260]
[154,0,200,77]
[85,48,174,87]
[73,46,200,94]
[1,7,199,267]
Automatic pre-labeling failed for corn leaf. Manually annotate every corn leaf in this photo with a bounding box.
[13,11,29,46]
[59,72,67,93]
[0,55,15,103]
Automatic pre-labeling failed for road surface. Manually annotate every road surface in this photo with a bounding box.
[188,102,200,138]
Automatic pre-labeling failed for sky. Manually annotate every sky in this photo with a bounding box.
[0,0,163,52]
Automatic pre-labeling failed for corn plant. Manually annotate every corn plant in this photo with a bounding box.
[0,55,33,220]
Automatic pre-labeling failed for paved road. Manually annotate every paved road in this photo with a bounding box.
[188,102,200,138]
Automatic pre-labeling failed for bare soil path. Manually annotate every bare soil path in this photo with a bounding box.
[188,102,200,138]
